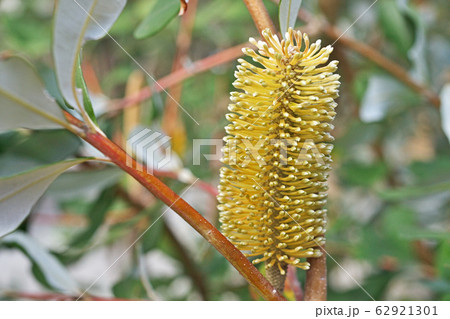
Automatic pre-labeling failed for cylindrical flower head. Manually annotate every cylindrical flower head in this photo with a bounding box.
[217,28,340,290]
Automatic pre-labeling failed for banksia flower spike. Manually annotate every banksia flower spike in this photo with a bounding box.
[217,28,340,292]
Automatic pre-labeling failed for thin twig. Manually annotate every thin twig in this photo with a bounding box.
[242,0,277,36]
[137,244,162,301]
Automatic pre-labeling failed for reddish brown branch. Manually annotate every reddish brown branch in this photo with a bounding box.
[243,0,277,36]
[304,245,327,301]
[65,114,285,301]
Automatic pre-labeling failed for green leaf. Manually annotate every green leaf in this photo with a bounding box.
[436,241,450,280]
[379,181,450,201]
[113,274,147,299]
[408,156,450,184]
[382,206,416,259]
[38,65,69,110]
[279,0,302,35]
[0,158,90,237]
[134,0,180,39]
[0,130,81,177]
[58,186,118,264]
[53,0,126,109]
[68,186,117,250]
[402,4,428,83]
[377,0,414,58]
[47,166,123,200]
[0,55,67,132]
[339,161,387,187]
[7,130,81,165]
[75,57,97,124]
[1,231,80,294]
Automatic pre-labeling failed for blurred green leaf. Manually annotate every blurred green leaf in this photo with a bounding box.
[39,65,67,109]
[113,273,147,299]
[355,226,394,263]
[377,0,414,58]
[402,3,428,83]
[8,130,80,164]
[0,14,51,56]
[68,186,117,251]
[0,131,24,152]
[400,231,450,241]
[409,156,450,184]
[140,215,166,253]
[353,206,419,264]
[340,161,387,187]
[0,130,81,177]
[1,231,80,294]
[379,181,450,201]
[134,0,180,39]
[334,120,381,157]
[436,241,450,280]
[382,206,416,259]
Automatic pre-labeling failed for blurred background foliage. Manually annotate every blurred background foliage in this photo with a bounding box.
[0,0,449,301]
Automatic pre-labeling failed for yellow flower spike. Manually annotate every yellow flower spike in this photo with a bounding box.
[218,28,340,292]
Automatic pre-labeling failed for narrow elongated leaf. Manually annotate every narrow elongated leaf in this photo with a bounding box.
[0,159,90,237]
[279,0,302,35]
[76,58,97,124]
[2,231,80,294]
[399,2,428,83]
[134,0,180,39]
[377,0,414,58]
[53,0,126,109]
[0,56,67,132]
